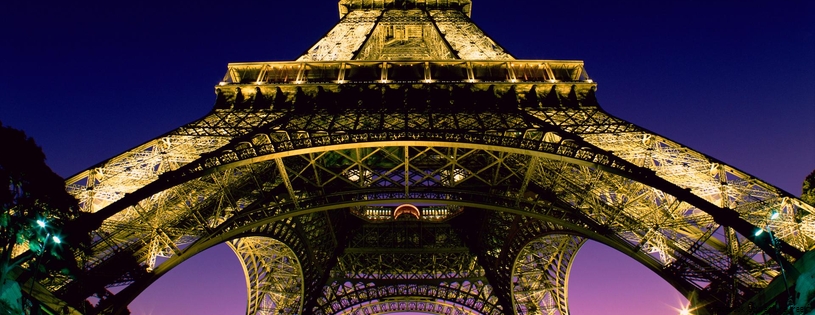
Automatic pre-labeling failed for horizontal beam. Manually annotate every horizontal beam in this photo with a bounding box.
[222,59,591,86]
[339,0,473,18]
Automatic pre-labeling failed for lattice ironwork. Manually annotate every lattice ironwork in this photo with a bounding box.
[231,237,303,315]
[317,281,501,315]
[29,2,813,315]
[512,234,585,315]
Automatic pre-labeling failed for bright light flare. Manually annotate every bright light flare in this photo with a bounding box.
[36,220,46,228]
[674,301,694,315]
[52,236,61,244]
[754,228,764,236]
[770,210,780,220]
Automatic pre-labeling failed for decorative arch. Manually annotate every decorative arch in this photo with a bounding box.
[59,127,812,314]
[511,234,585,315]
[73,130,809,262]
[90,191,730,314]
[317,281,497,315]
[48,2,813,315]
[394,204,421,219]
[230,236,304,315]
[335,300,479,315]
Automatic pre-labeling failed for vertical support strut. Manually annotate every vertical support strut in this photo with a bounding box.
[231,237,304,315]
[512,234,586,315]
[275,157,300,209]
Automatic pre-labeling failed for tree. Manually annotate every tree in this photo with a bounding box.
[803,169,815,207]
[0,121,82,314]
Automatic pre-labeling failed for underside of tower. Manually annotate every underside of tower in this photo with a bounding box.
[19,1,815,315]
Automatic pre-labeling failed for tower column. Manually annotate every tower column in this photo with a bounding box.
[231,237,304,315]
[512,234,585,315]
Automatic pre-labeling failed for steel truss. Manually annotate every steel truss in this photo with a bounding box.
[52,105,813,313]
[34,2,814,315]
[512,234,584,315]
[61,136,811,314]
[231,237,303,315]
[315,221,503,314]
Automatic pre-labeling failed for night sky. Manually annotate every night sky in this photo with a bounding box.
[3,1,813,314]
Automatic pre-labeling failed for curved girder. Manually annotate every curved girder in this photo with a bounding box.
[319,219,503,314]
[333,299,480,315]
[43,3,810,315]
[512,234,585,315]
[50,112,808,314]
[63,110,285,213]
[317,281,500,315]
[89,189,730,314]
[57,140,804,313]
[230,236,304,315]
[66,121,806,265]
[94,211,345,315]
[530,107,814,253]
[453,210,588,315]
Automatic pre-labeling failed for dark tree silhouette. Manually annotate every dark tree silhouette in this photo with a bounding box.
[803,169,815,207]
[0,121,82,314]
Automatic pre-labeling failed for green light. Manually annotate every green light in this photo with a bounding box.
[770,211,780,220]
[36,220,46,228]
[52,236,61,244]
[754,229,764,236]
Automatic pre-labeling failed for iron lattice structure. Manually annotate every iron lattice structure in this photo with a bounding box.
[35,1,814,314]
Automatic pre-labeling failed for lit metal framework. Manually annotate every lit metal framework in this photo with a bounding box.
[32,1,813,314]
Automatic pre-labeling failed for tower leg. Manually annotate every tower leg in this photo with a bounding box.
[230,237,304,315]
[512,234,585,315]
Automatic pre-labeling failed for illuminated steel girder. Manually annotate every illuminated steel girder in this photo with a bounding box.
[35,1,814,315]
[231,237,304,315]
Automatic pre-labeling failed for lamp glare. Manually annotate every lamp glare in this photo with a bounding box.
[754,229,764,236]
[770,211,780,220]
[36,220,46,228]
[52,236,61,244]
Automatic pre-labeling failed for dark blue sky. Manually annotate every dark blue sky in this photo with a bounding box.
[3,1,814,314]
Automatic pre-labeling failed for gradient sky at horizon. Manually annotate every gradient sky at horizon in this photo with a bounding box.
[3,0,814,314]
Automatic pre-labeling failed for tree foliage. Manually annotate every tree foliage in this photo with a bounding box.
[803,169,815,207]
[0,121,83,313]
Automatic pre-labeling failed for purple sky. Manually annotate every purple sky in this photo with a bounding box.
[3,1,814,314]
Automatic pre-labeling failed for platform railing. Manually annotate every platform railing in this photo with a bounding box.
[221,60,592,86]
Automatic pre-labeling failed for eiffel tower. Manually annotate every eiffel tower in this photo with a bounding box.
[30,1,813,314]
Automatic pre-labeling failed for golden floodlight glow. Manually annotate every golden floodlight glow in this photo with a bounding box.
[393,204,421,219]
[65,1,808,313]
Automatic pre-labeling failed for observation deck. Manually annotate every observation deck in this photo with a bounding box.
[220,59,592,85]
[339,0,473,18]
